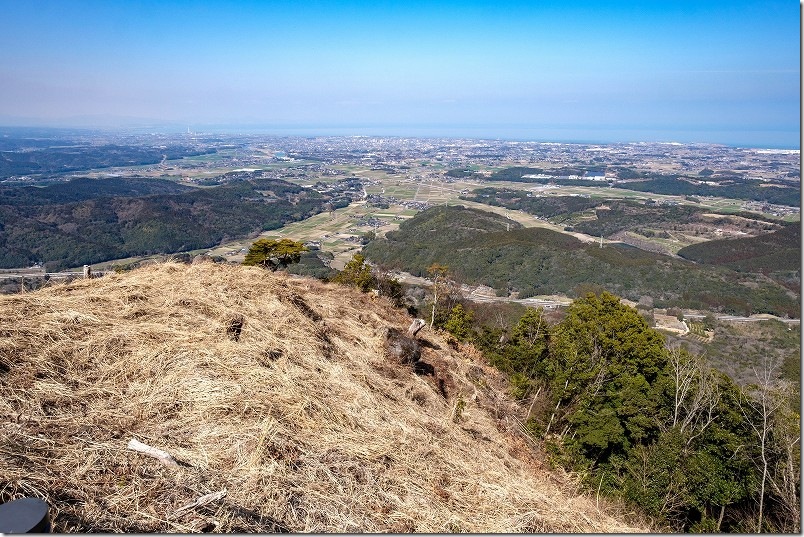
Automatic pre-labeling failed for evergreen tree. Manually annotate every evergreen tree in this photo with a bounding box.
[332,253,375,291]
[242,238,307,271]
[545,292,669,454]
[443,304,474,341]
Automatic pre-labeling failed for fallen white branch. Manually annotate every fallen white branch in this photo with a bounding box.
[172,489,228,516]
[127,438,180,468]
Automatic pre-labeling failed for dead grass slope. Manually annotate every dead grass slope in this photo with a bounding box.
[0,261,647,532]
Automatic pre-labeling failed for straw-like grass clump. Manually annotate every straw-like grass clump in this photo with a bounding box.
[0,261,647,532]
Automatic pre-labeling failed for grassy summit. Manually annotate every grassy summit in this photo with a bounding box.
[0,261,646,532]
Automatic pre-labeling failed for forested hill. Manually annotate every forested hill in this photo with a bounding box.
[362,206,799,317]
[0,143,214,178]
[0,176,194,204]
[678,224,801,273]
[0,177,330,270]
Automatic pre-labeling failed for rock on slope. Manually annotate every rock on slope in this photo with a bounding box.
[0,262,646,532]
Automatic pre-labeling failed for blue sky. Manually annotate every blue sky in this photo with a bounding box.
[1,0,800,147]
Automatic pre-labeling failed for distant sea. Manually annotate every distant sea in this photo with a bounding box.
[187,123,802,150]
[0,121,798,150]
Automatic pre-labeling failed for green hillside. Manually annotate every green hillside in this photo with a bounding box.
[363,206,799,317]
[0,178,330,270]
[678,225,801,273]
[0,176,194,204]
[677,225,801,294]
[0,144,213,177]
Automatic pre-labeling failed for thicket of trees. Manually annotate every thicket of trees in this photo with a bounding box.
[331,253,404,307]
[285,250,337,280]
[427,284,800,532]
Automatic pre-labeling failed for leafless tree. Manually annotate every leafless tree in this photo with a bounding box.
[666,346,720,444]
[739,358,785,533]
[426,263,464,328]
[426,263,448,328]
[765,379,800,533]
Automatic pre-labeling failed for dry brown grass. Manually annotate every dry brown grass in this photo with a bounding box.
[0,261,649,532]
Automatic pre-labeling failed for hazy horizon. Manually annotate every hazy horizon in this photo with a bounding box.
[2,0,799,149]
[0,120,798,150]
